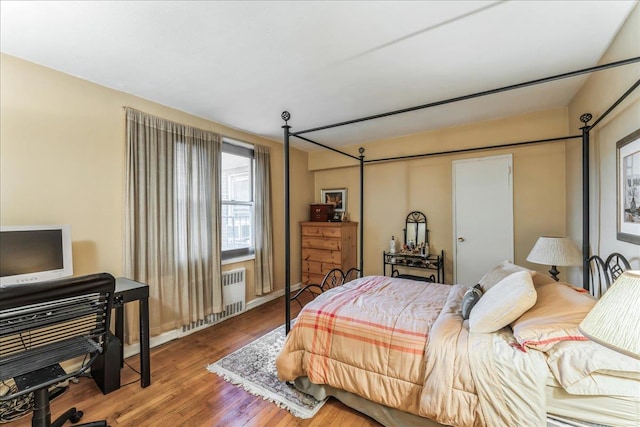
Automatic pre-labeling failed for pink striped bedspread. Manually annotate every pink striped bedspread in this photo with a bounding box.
[276,275,548,426]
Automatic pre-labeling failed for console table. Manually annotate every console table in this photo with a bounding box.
[114,277,151,388]
[383,250,445,283]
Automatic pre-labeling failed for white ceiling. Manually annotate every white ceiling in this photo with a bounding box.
[1,1,637,150]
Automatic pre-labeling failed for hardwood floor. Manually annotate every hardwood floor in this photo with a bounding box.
[7,295,381,427]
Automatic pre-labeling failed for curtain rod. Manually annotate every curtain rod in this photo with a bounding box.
[291,57,640,137]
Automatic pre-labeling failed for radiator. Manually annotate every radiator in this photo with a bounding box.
[180,268,246,335]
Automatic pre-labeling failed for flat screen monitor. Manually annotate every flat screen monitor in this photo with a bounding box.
[0,224,73,286]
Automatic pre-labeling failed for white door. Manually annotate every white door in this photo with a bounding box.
[453,155,513,285]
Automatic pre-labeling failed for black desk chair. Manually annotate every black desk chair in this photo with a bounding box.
[0,273,115,427]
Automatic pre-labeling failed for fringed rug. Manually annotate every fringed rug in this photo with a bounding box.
[206,324,326,419]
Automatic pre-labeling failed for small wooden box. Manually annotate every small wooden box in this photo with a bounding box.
[310,204,334,222]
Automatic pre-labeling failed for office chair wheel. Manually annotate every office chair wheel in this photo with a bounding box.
[70,410,84,423]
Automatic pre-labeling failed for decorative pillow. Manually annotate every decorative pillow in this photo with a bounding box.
[511,281,596,352]
[531,272,556,287]
[461,284,483,320]
[469,271,536,333]
[478,260,554,291]
[478,260,529,291]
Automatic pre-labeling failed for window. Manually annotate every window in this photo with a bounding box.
[175,141,213,266]
[221,140,255,260]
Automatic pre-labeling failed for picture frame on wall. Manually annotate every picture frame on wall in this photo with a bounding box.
[617,128,640,245]
[321,188,347,213]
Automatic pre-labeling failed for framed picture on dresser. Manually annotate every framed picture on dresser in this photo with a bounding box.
[321,188,347,212]
[617,128,640,245]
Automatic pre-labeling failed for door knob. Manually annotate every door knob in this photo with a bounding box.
[458,237,465,242]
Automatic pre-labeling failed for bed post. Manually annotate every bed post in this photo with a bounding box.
[282,111,292,334]
[359,147,365,274]
[580,113,592,291]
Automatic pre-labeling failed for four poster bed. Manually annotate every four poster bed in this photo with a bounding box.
[276,58,640,427]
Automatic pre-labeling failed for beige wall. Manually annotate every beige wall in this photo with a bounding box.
[310,108,570,284]
[306,5,640,286]
[0,54,315,305]
[566,3,640,284]
[2,3,637,316]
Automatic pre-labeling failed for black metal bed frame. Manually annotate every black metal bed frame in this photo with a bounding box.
[282,57,640,333]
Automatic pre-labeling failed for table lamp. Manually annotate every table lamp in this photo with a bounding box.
[579,270,640,360]
[526,236,582,281]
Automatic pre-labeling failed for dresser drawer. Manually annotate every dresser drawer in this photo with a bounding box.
[301,226,341,238]
[302,260,340,275]
[302,237,341,250]
[302,272,327,286]
[302,248,341,264]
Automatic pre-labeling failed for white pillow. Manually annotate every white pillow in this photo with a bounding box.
[477,260,529,291]
[470,270,537,333]
[478,260,554,291]
[511,281,595,351]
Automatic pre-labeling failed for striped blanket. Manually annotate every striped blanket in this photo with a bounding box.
[276,275,548,426]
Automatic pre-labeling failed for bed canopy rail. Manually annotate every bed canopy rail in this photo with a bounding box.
[290,57,639,137]
[292,133,361,161]
[578,76,640,291]
[282,58,640,333]
[282,113,366,333]
[590,78,640,129]
[363,134,582,164]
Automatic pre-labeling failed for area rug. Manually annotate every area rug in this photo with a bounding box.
[206,324,326,419]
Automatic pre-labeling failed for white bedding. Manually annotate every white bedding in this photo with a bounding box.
[544,341,640,426]
[546,340,640,397]
[546,380,640,427]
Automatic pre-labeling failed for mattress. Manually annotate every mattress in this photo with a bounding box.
[294,377,443,427]
[294,376,640,427]
[545,380,640,427]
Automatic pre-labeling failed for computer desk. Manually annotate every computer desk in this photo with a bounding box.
[114,277,151,388]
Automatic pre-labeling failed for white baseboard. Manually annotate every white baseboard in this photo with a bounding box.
[245,282,300,311]
[122,282,301,359]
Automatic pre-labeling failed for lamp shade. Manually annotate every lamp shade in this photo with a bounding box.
[526,236,582,266]
[579,270,640,360]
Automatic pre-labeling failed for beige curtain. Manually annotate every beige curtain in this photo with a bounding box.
[124,108,222,340]
[254,144,274,295]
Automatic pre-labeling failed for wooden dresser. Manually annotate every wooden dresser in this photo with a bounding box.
[301,222,358,286]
